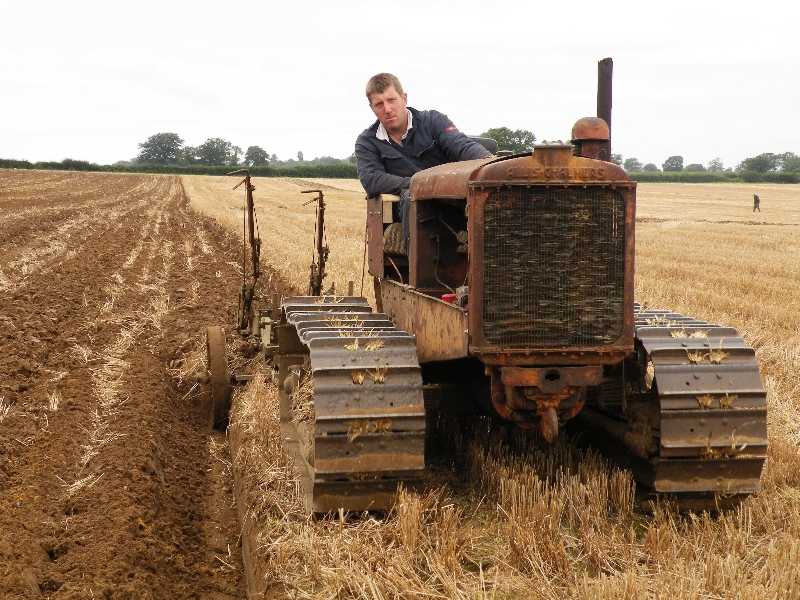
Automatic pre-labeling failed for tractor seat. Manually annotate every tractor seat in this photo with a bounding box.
[383,223,406,256]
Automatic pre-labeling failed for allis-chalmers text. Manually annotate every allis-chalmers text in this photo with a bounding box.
[506,166,607,180]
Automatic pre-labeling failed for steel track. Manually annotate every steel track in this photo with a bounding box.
[280,296,425,513]
[579,304,768,511]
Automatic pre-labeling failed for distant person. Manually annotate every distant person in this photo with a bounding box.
[354,73,492,253]
[753,194,761,212]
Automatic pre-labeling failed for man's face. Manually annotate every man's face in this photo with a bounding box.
[369,86,408,135]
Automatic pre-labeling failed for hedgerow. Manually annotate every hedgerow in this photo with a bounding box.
[0,159,359,179]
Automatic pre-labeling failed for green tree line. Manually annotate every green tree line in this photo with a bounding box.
[0,157,358,178]
[618,152,800,182]
[5,127,799,183]
[131,132,351,169]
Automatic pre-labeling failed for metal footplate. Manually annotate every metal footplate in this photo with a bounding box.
[279,296,425,513]
[634,306,768,503]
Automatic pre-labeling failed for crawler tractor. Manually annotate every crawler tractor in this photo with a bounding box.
[207,59,767,513]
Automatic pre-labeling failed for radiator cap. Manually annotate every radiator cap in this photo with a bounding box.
[571,117,610,143]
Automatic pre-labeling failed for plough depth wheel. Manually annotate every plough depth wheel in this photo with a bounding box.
[206,326,231,430]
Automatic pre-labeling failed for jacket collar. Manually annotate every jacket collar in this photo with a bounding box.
[376,108,413,142]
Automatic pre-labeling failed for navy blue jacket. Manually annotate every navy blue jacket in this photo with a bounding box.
[355,107,492,198]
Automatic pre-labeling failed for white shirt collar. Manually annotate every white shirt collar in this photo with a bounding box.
[376,109,413,142]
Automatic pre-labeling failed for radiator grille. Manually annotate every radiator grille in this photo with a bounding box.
[482,186,625,348]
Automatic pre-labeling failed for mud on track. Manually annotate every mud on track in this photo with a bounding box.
[0,171,252,598]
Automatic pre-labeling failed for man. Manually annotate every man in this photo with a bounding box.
[355,73,492,252]
[753,194,761,212]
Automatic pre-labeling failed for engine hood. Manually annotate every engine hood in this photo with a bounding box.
[410,145,630,202]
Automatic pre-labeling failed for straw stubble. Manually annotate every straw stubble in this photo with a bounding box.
[194,179,800,598]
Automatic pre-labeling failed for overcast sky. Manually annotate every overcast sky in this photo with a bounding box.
[2,1,797,170]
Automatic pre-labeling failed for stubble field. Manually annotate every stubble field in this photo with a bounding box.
[187,177,800,599]
[3,170,800,599]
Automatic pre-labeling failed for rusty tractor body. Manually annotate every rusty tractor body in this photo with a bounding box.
[372,140,634,436]
[364,132,767,511]
[210,59,767,513]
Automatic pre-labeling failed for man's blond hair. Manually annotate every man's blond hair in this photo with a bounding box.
[366,73,404,103]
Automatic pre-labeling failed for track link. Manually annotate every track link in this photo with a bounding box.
[278,296,425,513]
[580,304,768,510]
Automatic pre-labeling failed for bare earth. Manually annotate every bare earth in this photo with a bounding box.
[0,171,256,598]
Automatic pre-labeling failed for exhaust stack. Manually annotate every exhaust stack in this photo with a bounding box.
[596,57,613,161]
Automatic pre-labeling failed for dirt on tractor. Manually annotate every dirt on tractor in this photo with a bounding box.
[0,170,291,599]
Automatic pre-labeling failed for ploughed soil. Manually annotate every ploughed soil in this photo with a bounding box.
[0,171,266,598]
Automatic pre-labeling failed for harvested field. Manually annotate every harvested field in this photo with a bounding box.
[3,171,800,599]
[181,176,373,306]
[185,178,800,599]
